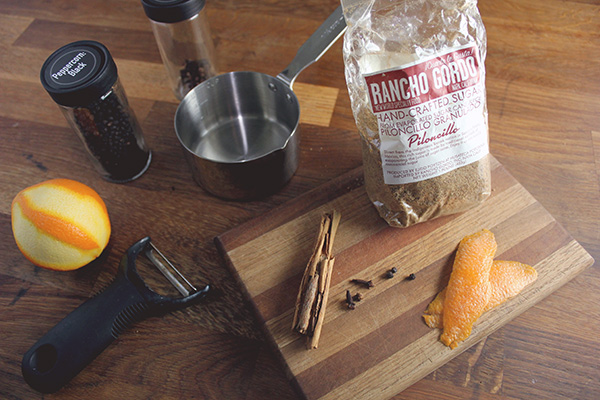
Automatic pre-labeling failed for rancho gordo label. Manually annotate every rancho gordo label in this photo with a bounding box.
[363,44,489,184]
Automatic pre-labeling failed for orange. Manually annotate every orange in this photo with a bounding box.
[11,179,111,271]
[439,229,496,349]
[423,260,538,329]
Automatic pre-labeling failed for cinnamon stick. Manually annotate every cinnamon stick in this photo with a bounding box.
[309,257,334,349]
[292,210,341,349]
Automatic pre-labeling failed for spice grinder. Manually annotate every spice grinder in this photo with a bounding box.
[141,0,218,100]
[174,6,346,200]
[40,40,152,183]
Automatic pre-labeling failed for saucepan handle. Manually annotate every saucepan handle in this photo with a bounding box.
[277,5,347,88]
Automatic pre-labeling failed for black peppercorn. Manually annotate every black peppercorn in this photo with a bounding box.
[72,91,150,181]
[385,267,398,279]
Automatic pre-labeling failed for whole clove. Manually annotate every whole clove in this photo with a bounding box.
[345,290,356,309]
[351,279,374,289]
[352,292,363,302]
[179,59,209,92]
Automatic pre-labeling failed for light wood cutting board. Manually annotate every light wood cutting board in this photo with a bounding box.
[215,156,594,400]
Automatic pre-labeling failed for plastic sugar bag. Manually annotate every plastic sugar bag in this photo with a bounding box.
[341,0,492,227]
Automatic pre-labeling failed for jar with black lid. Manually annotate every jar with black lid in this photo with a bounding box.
[141,0,218,100]
[40,40,152,183]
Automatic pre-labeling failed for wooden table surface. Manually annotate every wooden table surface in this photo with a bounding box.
[1,0,598,399]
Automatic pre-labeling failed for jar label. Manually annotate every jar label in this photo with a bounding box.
[48,49,99,87]
[363,44,489,184]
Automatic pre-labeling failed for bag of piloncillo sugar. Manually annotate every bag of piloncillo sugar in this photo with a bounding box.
[341,0,492,227]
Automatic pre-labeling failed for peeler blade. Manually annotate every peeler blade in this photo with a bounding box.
[145,242,197,296]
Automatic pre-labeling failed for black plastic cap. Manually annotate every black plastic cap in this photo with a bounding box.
[141,0,206,23]
[40,40,118,107]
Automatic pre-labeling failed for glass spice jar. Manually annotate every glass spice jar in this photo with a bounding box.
[141,0,218,100]
[40,40,152,183]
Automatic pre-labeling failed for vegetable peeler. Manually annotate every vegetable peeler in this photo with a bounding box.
[21,237,210,393]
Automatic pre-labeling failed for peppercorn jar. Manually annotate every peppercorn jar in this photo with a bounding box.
[40,40,152,183]
[141,0,218,100]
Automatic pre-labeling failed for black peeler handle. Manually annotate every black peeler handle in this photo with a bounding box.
[21,273,148,393]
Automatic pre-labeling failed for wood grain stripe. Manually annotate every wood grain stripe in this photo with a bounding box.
[0,14,33,46]
[15,19,160,63]
[295,83,339,127]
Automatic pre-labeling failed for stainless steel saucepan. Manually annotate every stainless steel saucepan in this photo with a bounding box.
[174,6,346,200]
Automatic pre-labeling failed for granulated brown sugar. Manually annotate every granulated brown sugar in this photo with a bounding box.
[358,109,491,227]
